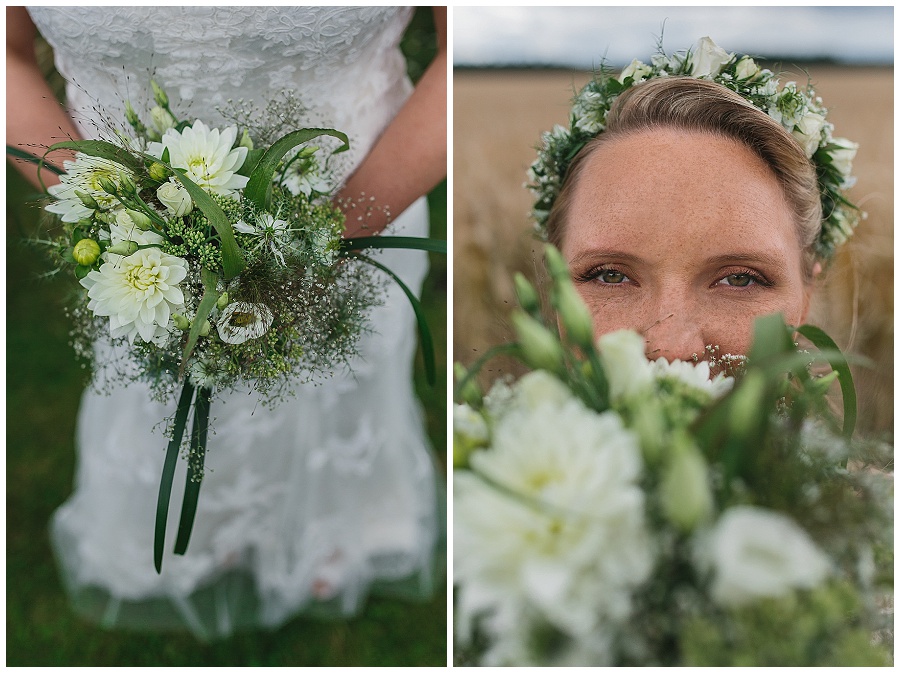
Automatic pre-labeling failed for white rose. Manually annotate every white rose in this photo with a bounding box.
[690,37,733,78]
[618,59,653,83]
[156,178,193,217]
[734,56,760,80]
[829,138,858,183]
[792,111,827,158]
[596,329,653,401]
[701,505,831,606]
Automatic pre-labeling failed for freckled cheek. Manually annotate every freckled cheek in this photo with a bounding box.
[575,288,647,338]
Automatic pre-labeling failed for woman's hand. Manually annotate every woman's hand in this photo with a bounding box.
[6,6,82,190]
[335,7,447,238]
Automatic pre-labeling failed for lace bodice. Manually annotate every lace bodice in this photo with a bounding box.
[27,6,415,187]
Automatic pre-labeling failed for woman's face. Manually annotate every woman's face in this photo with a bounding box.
[560,127,812,363]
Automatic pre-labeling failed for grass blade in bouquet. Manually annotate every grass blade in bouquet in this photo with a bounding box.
[453,244,892,666]
[34,81,446,573]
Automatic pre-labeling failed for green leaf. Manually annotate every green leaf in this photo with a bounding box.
[45,139,142,172]
[180,268,221,374]
[236,148,265,177]
[163,168,246,279]
[6,145,64,177]
[244,128,349,210]
[357,254,437,387]
[796,324,858,439]
[747,313,796,367]
[174,386,211,556]
[340,236,447,255]
[154,380,195,574]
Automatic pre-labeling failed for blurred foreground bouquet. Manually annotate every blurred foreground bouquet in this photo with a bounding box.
[20,82,443,573]
[453,246,892,666]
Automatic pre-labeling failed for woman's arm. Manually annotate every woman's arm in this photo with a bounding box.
[6,6,81,190]
[335,7,447,238]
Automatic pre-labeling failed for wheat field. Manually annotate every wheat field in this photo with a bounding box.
[453,66,893,436]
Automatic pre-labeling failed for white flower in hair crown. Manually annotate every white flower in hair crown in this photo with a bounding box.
[528,37,863,259]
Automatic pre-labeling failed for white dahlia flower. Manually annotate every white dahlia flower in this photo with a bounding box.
[149,120,248,196]
[81,248,188,344]
[456,377,652,647]
[46,153,135,222]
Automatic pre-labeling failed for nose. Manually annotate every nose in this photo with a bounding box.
[642,309,706,363]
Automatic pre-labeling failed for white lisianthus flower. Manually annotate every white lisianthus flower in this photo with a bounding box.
[46,153,134,222]
[618,59,653,83]
[699,505,831,606]
[596,329,653,401]
[149,120,248,196]
[156,178,193,217]
[690,36,733,78]
[80,247,188,344]
[216,301,274,344]
[456,380,651,645]
[792,111,828,158]
[829,138,859,186]
[650,358,735,399]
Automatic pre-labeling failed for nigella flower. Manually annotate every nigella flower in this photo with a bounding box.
[234,213,292,266]
[148,120,248,197]
[46,153,135,222]
[80,248,188,344]
[216,301,274,344]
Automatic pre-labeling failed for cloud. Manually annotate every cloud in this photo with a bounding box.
[454,7,894,67]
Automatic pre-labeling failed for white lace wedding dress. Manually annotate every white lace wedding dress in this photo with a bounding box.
[27,6,443,640]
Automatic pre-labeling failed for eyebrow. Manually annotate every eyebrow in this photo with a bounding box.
[566,249,646,267]
[703,252,788,270]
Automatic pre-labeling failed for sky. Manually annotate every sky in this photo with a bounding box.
[453,6,894,68]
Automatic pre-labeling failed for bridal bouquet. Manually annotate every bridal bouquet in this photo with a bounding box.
[453,247,892,666]
[29,82,442,572]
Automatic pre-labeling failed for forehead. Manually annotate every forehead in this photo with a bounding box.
[564,128,800,257]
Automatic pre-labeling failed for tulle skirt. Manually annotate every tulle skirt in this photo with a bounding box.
[50,198,445,640]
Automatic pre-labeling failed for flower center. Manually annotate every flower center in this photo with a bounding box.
[229,311,257,327]
[125,264,159,293]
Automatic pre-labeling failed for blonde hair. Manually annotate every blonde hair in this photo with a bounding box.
[546,77,821,279]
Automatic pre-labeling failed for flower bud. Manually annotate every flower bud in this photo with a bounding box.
[125,209,153,230]
[117,171,137,196]
[728,369,767,438]
[151,79,169,108]
[150,106,175,134]
[106,241,139,257]
[72,238,101,266]
[513,272,540,314]
[543,245,570,282]
[511,309,565,374]
[74,190,100,210]
[97,175,118,195]
[172,313,191,330]
[454,362,482,407]
[124,100,141,127]
[148,162,169,182]
[239,129,254,150]
[198,320,211,337]
[554,281,594,350]
[216,292,230,310]
[659,437,713,532]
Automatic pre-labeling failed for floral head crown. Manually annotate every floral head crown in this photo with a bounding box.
[528,37,862,259]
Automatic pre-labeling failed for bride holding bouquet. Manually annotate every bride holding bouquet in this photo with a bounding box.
[7,5,447,659]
